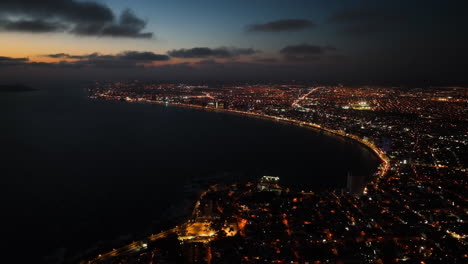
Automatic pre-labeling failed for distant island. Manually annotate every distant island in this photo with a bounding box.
[0,84,37,92]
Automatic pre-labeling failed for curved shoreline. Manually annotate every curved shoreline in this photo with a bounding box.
[84,98,392,263]
[148,100,391,190]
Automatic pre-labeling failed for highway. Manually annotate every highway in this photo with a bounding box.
[292,86,323,107]
[86,227,179,264]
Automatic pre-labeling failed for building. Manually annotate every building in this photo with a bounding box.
[257,176,282,194]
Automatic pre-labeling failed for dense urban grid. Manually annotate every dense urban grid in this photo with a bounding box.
[83,82,467,263]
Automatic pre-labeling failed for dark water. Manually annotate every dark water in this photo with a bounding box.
[1,86,379,263]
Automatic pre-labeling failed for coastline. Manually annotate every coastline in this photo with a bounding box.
[108,97,391,190]
[154,100,390,187]
[82,97,396,264]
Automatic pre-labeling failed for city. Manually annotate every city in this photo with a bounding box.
[2,1,467,263]
[82,82,467,263]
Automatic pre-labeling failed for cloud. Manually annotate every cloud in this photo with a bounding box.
[0,56,28,63]
[245,19,315,33]
[45,51,169,62]
[168,47,259,58]
[0,1,152,38]
[0,19,67,33]
[194,59,219,66]
[280,44,336,61]
[45,53,95,59]
[0,0,114,23]
[329,8,405,36]
[1,51,169,68]
[253,57,279,63]
[41,51,169,68]
[118,51,169,61]
[72,9,152,38]
[0,56,29,66]
[280,44,336,55]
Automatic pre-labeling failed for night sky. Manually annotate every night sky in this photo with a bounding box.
[0,0,467,83]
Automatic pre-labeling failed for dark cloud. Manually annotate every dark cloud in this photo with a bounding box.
[0,56,29,63]
[329,8,405,36]
[245,19,315,33]
[45,53,96,59]
[194,59,219,66]
[2,54,467,85]
[280,44,336,62]
[0,19,67,33]
[253,57,279,63]
[118,51,170,61]
[168,47,259,58]
[0,0,114,23]
[0,56,30,67]
[0,51,168,69]
[44,51,169,62]
[72,9,152,38]
[0,1,152,38]
[280,44,336,55]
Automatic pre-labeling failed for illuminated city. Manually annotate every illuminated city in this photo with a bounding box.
[2,1,467,263]
[81,82,467,263]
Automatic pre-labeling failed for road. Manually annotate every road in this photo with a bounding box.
[86,227,180,264]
